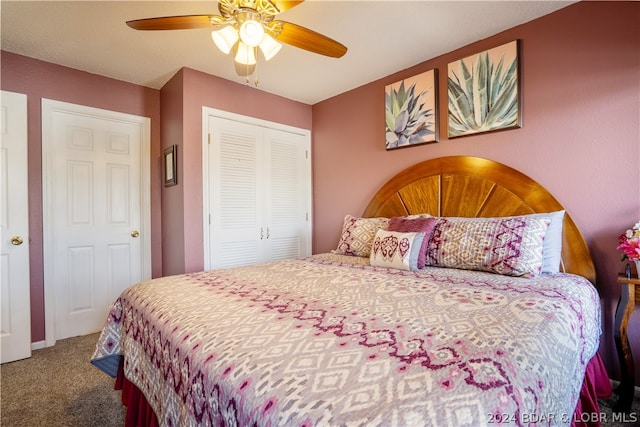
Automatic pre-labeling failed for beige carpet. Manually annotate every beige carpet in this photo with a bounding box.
[1,333,124,427]
[1,333,639,426]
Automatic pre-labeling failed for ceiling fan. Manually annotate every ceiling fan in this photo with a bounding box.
[126,0,347,78]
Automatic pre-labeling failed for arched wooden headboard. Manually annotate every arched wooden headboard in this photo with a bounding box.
[362,156,596,284]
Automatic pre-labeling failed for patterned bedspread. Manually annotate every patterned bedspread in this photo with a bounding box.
[91,253,601,426]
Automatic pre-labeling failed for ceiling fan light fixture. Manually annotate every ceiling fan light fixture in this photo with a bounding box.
[233,60,256,77]
[259,34,282,61]
[239,19,265,47]
[234,41,257,65]
[211,25,238,54]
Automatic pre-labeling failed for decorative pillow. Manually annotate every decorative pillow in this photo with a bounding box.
[333,215,390,257]
[370,230,426,271]
[425,215,551,277]
[387,216,437,269]
[500,210,565,273]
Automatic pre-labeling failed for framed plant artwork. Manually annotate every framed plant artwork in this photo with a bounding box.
[385,68,438,150]
[447,40,521,138]
[164,144,177,187]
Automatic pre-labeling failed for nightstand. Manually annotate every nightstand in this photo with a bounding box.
[614,274,639,412]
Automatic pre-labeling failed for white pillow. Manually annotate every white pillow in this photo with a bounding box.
[533,210,565,273]
[370,230,425,271]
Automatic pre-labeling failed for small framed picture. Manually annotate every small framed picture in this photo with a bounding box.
[164,145,177,187]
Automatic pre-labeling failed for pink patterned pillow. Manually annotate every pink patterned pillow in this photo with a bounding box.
[370,230,425,271]
[388,216,437,269]
[333,215,390,257]
[425,215,551,277]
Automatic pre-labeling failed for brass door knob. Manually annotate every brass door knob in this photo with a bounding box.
[131,230,140,238]
[11,236,24,245]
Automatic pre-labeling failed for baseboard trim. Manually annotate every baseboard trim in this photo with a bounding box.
[609,379,640,398]
[31,340,46,351]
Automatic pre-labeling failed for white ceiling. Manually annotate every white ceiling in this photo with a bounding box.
[1,1,574,105]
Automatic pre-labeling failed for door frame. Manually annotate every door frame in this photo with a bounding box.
[41,99,151,347]
[201,107,312,270]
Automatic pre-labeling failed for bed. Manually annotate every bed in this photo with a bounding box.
[92,156,611,426]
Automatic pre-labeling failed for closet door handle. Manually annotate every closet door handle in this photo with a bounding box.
[260,227,264,240]
[266,227,270,239]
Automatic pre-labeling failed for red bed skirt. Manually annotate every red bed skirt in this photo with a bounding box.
[115,359,159,427]
[114,352,612,427]
[572,352,613,427]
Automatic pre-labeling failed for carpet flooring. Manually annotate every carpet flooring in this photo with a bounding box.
[1,333,124,426]
[1,333,639,426]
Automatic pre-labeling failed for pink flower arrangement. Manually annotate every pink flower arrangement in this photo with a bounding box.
[617,221,640,261]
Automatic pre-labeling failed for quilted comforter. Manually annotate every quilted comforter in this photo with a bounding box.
[91,253,601,426]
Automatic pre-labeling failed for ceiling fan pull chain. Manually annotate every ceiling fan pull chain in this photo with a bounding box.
[254,47,259,86]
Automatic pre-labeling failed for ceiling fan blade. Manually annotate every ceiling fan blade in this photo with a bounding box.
[271,1,305,13]
[126,15,224,31]
[273,21,347,58]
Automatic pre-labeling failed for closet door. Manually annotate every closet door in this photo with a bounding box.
[209,117,264,268]
[264,128,310,261]
[206,114,311,269]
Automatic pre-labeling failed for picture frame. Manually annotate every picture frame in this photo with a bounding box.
[385,68,438,150]
[447,40,521,138]
[164,145,177,187]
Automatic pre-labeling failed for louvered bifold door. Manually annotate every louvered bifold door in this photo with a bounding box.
[263,128,310,261]
[209,117,264,269]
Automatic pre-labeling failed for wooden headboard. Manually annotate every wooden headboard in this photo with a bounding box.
[362,156,596,284]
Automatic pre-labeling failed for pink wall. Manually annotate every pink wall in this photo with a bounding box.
[160,67,313,275]
[0,51,163,343]
[312,1,640,385]
[160,70,186,275]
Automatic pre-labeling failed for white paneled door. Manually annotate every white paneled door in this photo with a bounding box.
[42,99,151,345]
[1,91,31,363]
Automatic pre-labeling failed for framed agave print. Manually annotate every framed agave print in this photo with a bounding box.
[448,40,521,138]
[385,69,438,150]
